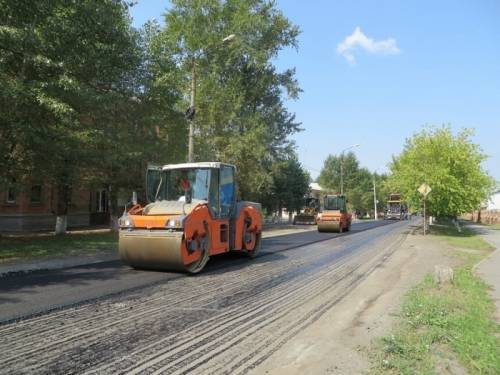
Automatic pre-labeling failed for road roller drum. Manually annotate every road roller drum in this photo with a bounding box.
[316,194,351,233]
[118,162,262,274]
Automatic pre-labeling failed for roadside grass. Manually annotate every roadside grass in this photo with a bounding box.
[373,269,500,374]
[0,232,118,263]
[430,222,495,251]
[372,222,500,374]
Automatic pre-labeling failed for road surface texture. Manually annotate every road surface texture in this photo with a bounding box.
[0,220,406,374]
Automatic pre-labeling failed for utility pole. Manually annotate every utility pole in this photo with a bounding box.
[423,196,426,235]
[340,159,343,195]
[187,57,196,162]
[373,175,378,220]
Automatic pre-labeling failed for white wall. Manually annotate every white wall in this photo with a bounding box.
[488,193,500,210]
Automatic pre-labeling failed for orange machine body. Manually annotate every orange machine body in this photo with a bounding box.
[316,194,352,233]
[118,162,263,273]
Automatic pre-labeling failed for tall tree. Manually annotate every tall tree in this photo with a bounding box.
[318,152,381,215]
[388,126,495,218]
[262,157,310,219]
[318,152,359,195]
[0,0,145,232]
[152,0,302,200]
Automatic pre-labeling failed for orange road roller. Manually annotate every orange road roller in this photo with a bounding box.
[316,194,352,233]
[118,162,262,274]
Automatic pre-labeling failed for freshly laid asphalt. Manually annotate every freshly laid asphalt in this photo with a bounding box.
[0,220,392,323]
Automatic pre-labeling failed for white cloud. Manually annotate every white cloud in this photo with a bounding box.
[337,27,400,64]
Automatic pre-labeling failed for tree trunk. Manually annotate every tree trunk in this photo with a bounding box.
[55,183,70,235]
[55,215,67,235]
[109,185,120,232]
[288,211,293,224]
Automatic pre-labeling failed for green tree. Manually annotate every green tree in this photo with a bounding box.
[318,151,373,215]
[348,167,374,216]
[318,152,386,216]
[0,0,147,232]
[388,126,495,218]
[374,172,391,215]
[152,0,301,200]
[317,152,358,195]
[263,157,310,219]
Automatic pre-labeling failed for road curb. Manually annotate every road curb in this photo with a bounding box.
[0,224,317,278]
[0,253,120,278]
[0,221,387,278]
[472,247,500,272]
[462,222,499,272]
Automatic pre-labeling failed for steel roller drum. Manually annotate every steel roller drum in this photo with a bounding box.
[119,230,186,271]
[317,221,341,232]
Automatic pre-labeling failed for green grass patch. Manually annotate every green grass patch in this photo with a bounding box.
[430,222,495,251]
[487,223,500,230]
[0,232,118,263]
[372,269,500,374]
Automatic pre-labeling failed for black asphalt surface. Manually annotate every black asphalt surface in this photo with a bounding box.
[0,220,394,323]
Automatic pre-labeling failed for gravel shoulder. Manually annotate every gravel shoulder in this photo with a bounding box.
[251,227,461,375]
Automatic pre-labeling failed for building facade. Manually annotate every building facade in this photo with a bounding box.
[0,182,109,232]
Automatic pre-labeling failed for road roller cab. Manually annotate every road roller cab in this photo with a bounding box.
[317,194,351,233]
[118,162,262,273]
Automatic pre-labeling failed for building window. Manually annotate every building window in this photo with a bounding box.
[6,186,16,203]
[30,185,42,204]
[94,189,108,213]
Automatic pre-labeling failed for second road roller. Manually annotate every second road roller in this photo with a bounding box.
[316,194,352,233]
[118,162,262,273]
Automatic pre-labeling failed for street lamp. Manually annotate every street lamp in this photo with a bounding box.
[186,34,236,162]
[372,167,381,220]
[340,144,360,195]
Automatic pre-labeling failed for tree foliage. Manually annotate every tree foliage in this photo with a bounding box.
[260,157,310,215]
[318,152,379,215]
[388,126,496,217]
[0,0,142,183]
[1,0,306,227]
[153,0,302,201]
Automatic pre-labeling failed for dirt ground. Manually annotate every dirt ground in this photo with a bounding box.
[251,231,461,375]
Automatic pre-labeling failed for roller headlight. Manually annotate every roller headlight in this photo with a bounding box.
[119,214,134,229]
[165,216,185,229]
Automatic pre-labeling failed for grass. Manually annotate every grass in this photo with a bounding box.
[430,222,495,251]
[372,222,500,374]
[0,232,118,263]
[373,269,500,374]
[487,223,500,231]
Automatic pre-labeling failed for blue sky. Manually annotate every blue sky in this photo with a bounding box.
[129,1,500,181]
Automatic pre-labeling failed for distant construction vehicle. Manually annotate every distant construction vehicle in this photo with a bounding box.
[316,194,352,232]
[385,193,406,220]
[293,197,320,225]
[118,162,262,274]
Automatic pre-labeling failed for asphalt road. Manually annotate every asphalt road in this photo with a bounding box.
[0,219,409,374]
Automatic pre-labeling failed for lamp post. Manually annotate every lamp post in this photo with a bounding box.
[372,168,381,220]
[187,34,236,162]
[340,144,360,195]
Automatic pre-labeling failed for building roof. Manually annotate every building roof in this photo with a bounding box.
[161,162,235,171]
[488,192,500,210]
[309,182,324,192]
